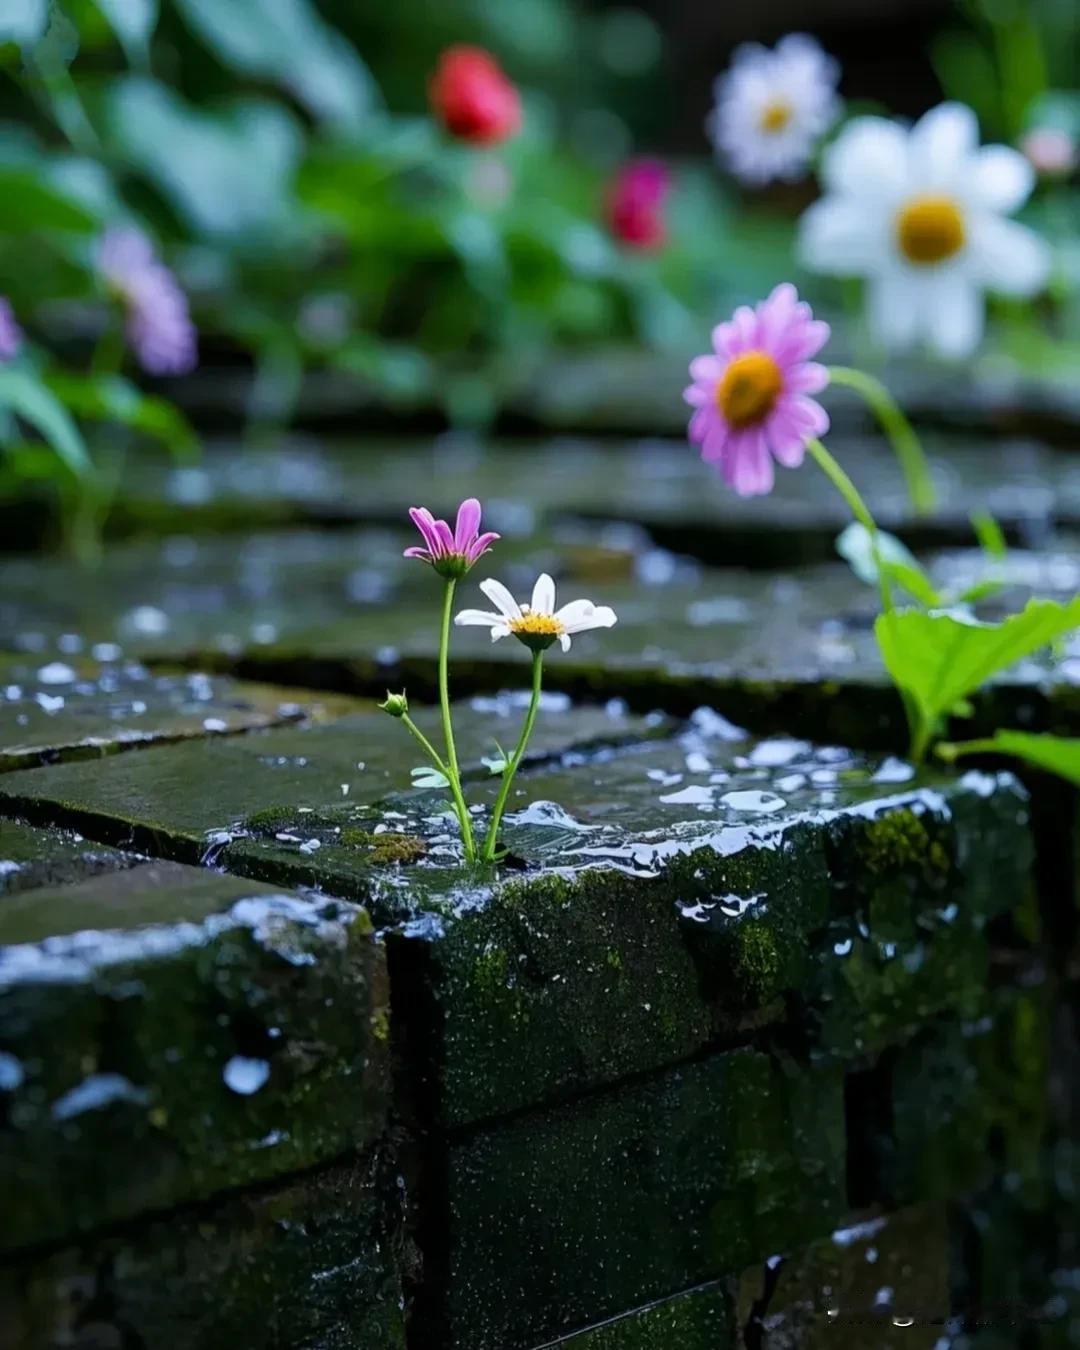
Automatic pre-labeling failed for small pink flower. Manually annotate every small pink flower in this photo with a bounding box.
[1021,126,1076,179]
[684,283,830,496]
[606,158,670,251]
[404,498,499,578]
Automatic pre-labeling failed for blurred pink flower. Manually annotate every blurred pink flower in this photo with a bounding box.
[98,227,197,376]
[405,498,499,578]
[606,158,670,250]
[684,283,831,496]
[0,297,23,363]
[1021,127,1076,179]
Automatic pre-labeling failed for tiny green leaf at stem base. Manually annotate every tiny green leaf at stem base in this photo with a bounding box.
[938,731,1080,788]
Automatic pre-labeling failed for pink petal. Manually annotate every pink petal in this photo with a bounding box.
[454,497,482,550]
[780,394,830,438]
[701,421,731,462]
[689,406,713,445]
[728,305,760,353]
[408,507,441,554]
[764,409,809,467]
[689,355,723,383]
[775,318,831,364]
[727,428,775,496]
[684,383,709,407]
[466,530,499,562]
[757,283,798,348]
[711,321,739,358]
[432,519,455,554]
[403,546,434,561]
[785,362,830,394]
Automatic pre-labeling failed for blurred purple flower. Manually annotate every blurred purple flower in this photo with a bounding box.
[0,297,23,364]
[98,227,197,376]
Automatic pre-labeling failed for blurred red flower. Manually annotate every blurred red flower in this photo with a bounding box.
[429,46,522,146]
[606,158,670,250]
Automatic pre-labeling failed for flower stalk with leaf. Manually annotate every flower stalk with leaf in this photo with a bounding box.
[686,286,1080,779]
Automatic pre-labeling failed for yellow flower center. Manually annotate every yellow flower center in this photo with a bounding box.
[759,100,793,134]
[510,612,564,637]
[896,194,966,265]
[716,351,784,427]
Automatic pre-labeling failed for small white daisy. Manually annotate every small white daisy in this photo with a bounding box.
[799,102,1052,359]
[455,574,617,653]
[707,33,840,186]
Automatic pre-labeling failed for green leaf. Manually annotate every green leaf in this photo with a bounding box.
[0,168,97,233]
[876,599,1080,748]
[0,367,91,477]
[90,0,158,67]
[105,76,303,239]
[835,523,941,607]
[45,371,197,459]
[970,509,1007,560]
[174,0,377,129]
[939,731,1080,788]
[411,766,450,790]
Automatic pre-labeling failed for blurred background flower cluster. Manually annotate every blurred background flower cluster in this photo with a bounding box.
[2,0,1080,549]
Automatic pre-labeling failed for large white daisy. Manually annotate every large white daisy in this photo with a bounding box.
[708,33,840,186]
[799,102,1052,358]
[455,574,617,653]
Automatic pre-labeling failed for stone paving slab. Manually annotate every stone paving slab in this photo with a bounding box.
[0,525,645,664]
[0,656,363,772]
[0,819,138,896]
[0,863,387,1253]
[0,1148,406,1350]
[114,433,1077,564]
[0,700,1031,1132]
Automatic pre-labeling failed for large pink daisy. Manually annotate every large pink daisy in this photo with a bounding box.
[684,283,831,496]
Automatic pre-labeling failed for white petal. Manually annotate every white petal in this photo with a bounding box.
[867,273,921,351]
[558,633,571,652]
[554,598,598,632]
[570,605,618,634]
[798,198,889,276]
[531,573,556,616]
[478,578,521,620]
[924,275,984,358]
[820,117,910,201]
[489,625,510,643]
[455,609,503,628]
[909,103,978,185]
[970,216,1051,296]
[969,145,1034,213]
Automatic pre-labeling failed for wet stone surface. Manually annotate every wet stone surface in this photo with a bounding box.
[1,1147,406,1350]
[0,656,361,772]
[0,820,138,897]
[734,1204,950,1348]
[0,862,387,1252]
[547,1283,734,1349]
[110,430,1080,561]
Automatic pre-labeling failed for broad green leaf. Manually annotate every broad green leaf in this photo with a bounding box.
[940,731,1080,788]
[876,600,1080,742]
[91,0,157,66]
[46,371,197,459]
[0,0,48,46]
[105,77,303,239]
[0,368,91,477]
[411,766,450,790]
[174,0,377,129]
[0,168,97,233]
[835,523,941,607]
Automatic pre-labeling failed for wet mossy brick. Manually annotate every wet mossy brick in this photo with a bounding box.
[0,864,388,1253]
[551,1282,735,1349]
[854,984,1051,1211]
[0,1149,406,1350]
[432,1047,846,1350]
[0,820,139,897]
[735,1204,950,1347]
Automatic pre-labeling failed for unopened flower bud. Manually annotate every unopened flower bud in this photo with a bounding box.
[379,691,409,718]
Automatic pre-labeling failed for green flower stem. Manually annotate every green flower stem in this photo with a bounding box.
[439,578,476,861]
[400,714,451,778]
[827,365,936,516]
[482,651,544,863]
[807,437,893,614]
